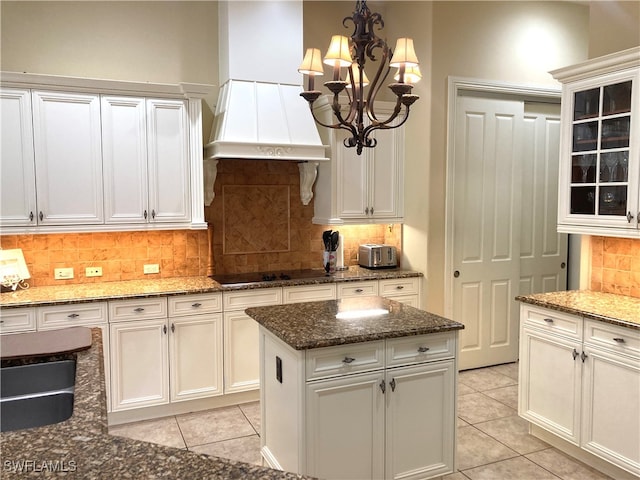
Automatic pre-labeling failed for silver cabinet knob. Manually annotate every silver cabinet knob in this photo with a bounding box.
[342,357,355,364]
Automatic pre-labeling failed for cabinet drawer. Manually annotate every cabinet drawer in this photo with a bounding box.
[337,281,378,298]
[0,308,36,334]
[584,319,640,358]
[521,305,582,340]
[283,284,336,304]
[168,293,222,316]
[38,302,107,329]
[223,288,282,311]
[379,277,420,297]
[305,340,385,381]
[109,297,168,322]
[386,332,456,367]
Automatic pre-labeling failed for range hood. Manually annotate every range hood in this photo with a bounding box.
[204,1,327,184]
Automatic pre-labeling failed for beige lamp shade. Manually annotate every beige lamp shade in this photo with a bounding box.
[299,48,324,75]
[390,38,419,67]
[323,35,352,67]
[394,65,422,84]
[346,64,370,87]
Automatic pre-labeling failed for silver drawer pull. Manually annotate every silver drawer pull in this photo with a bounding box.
[67,313,80,318]
[417,346,430,353]
[134,307,145,313]
[342,356,356,364]
[613,337,626,344]
[192,303,202,308]
[355,289,364,293]
[543,318,554,324]
[396,285,404,290]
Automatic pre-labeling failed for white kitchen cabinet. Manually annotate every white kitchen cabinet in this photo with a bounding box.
[102,96,190,225]
[260,329,458,479]
[581,320,640,476]
[337,280,379,298]
[0,72,210,234]
[0,307,36,334]
[379,277,421,307]
[313,100,405,225]
[223,288,282,394]
[519,304,640,477]
[102,96,148,224]
[306,371,385,479]
[0,88,36,227]
[37,302,111,411]
[32,90,104,225]
[552,47,640,238]
[146,98,191,223]
[110,294,224,411]
[282,284,336,303]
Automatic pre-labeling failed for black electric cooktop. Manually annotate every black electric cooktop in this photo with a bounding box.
[211,269,330,285]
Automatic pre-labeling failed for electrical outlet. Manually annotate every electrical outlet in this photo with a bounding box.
[85,267,103,277]
[54,267,74,280]
[143,264,160,274]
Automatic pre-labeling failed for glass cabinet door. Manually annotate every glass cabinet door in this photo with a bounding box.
[569,80,631,218]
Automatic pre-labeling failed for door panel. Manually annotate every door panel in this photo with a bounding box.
[453,96,523,369]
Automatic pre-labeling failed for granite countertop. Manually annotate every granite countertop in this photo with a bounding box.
[516,290,640,330]
[0,267,422,309]
[246,296,464,350]
[0,328,313,479]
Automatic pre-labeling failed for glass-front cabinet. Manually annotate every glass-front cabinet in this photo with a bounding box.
[553,47,639,238]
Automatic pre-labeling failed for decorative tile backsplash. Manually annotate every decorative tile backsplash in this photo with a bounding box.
[590,236,640,298]
[1,159,401,286]
[0,230,210,287]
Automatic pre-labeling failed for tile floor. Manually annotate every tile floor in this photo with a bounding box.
[109,363,613,479]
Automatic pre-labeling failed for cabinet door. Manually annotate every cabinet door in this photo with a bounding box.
[581,346,640,476]
[102,96,148,224]
[337,132,369,219]
[0,88,36,227]
[519,326,582,445]
[223,311,260,393]
[558,69,640,235]
[370,125,403,221]
[169,314,223,402]
[146,99,190,223]
[110,318,169,411]
[32,90,103,225]
[386,360,456,480]
[306,371,385,480]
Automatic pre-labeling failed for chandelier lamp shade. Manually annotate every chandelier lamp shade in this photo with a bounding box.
[298,0,421,155]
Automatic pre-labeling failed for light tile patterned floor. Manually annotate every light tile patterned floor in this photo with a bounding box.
[109,363,613,480]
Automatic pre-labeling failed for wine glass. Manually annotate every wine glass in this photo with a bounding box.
[575,155,593,183]
[601,154,619,182]
[619,152,629,182]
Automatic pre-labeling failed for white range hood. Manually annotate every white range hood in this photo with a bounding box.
[203,1,328,205]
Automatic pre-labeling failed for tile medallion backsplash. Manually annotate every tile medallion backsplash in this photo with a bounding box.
[590,236,640,298]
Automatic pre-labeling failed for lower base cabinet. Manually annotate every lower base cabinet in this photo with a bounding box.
[261,328,457,480]
[519,304,640,477]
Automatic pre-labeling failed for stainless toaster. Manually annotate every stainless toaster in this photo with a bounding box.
[358,244,397,269]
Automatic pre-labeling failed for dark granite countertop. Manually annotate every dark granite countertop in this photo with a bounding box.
[246,296,464,350]
[516,290,639,330]
[0,328,312,479]
[0,267,422,309]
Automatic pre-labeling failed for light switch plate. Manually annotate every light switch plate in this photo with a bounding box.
[54,267,74,280]
[143,264,160,274]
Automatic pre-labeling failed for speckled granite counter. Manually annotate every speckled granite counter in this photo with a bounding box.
[516,290,639,330]
[246,296,464,350]
[0,328,312,479]
[0,267,422,309]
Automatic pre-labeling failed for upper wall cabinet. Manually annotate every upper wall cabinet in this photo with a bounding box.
[552,47,640,238]
[0,72,212,234]
[312,99,405,225]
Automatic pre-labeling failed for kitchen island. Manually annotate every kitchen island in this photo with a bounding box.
[246,296,464,480]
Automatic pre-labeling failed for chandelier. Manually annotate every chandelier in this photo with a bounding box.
[298,0,421,155]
